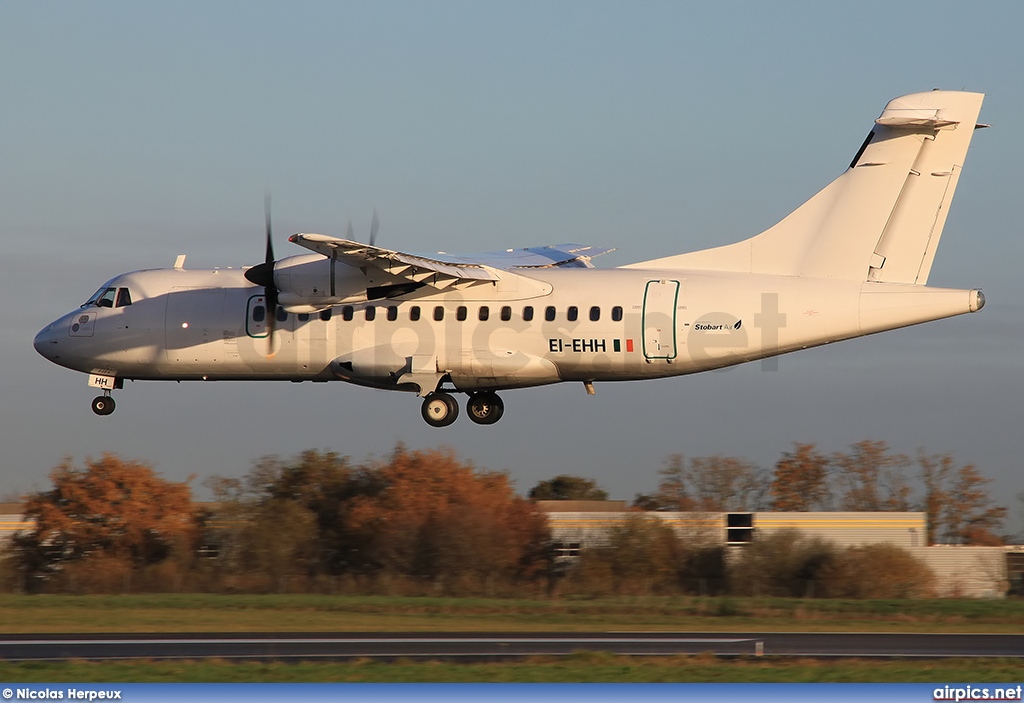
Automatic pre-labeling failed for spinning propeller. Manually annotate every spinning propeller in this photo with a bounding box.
[243,193,281,347]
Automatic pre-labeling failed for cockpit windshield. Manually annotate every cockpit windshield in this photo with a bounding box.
[82,281,133,309]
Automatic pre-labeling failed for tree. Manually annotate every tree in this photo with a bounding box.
[940,462,1006,545]
[205,449,377,578]
[917,452,954,544]
[345,446,551,591]
[914,452,1006,545]
[685,455,766,512]
[633,454,692,511]
[12,454,198,591]
[633,454,765,512]
[770,443,830,511]
[833,440,912,511]
[528,475,608,501]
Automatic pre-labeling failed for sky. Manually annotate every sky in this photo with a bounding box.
[2,1,1023,532]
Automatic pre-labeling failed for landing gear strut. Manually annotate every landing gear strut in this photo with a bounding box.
[467,391,504,425]
[91,393,116,416]
[421,391,459,427]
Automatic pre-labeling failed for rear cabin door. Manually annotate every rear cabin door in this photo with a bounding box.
[642,279,679,361]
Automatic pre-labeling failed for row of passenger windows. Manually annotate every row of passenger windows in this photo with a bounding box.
[341,304,624,323]
[258,304,625,324]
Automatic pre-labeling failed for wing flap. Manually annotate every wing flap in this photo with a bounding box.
[289,234,500,286]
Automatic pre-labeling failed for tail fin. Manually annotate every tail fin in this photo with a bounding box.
[629,91,985,283]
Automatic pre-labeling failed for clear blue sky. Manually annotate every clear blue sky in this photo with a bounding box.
[3,2,1023,530]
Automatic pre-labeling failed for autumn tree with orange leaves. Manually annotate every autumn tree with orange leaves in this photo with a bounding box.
[11,454,198,592]
[343,446,550,591]
[770,443,830,511]
[916,453,1007,545]
[205,445,551,594]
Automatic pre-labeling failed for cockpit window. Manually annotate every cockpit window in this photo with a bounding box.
[83,285,110,307]
[96,288,117,308]
[83,284,134,309]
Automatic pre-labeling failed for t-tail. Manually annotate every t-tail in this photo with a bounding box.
[629,90,986,284]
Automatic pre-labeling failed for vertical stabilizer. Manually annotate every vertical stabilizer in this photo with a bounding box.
[628,91,985,283]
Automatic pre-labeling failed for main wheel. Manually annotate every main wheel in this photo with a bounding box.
[466,391,504,425]
[421,392,459,427]
[91,395,116,416]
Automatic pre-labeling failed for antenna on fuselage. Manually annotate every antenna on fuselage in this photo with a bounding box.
[173,255,186,270]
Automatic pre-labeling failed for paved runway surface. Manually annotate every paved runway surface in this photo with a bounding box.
[1,632,1023,661]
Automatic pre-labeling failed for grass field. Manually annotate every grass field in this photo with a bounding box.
[2,653,1024,683]
[1,594,1022,682]
[1,593,1022,633]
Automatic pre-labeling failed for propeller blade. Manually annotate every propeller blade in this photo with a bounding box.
[346,219,354,241]
[369,209,380,247]
[264,192,275,264]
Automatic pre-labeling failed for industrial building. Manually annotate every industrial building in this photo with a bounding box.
[537,502,1011,598]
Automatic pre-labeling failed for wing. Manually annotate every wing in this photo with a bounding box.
[426,243,615,270]
[288,234,613,292]
[288,234,499,293]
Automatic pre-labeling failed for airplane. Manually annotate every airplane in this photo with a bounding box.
[34,90,988,427]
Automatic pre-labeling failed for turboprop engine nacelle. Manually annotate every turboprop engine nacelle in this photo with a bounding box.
[273,253,368,313]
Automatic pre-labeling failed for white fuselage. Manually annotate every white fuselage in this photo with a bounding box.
[34,265,982,393]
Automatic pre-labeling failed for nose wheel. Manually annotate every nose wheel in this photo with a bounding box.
[421,392,459,427]
[91,394,116,416]
[467,391,504,425]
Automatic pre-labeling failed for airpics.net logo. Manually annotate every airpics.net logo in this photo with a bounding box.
[934,685,1023,701]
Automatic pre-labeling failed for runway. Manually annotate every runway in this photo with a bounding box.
[1,631,1023,661]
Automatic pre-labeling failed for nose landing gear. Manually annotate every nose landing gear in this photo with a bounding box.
[91,393,116,416]
[88,374,122,416]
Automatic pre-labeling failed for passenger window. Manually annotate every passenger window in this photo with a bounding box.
[298,313,310,322]
[276,306,288,322]
[252,305,266,322]
[456,306,467,321]
[612,306,623,322]
[544,306,556,322]
[365,307,376,321]
[342,306,354,322]
[434,306,444,321]
[478,306,489,321]
[500,306,512,322]
[386,306,398,321]
[590,306,600,321]
[319,309,332,322]
[567,306,578,322]
[410,306,421,321]
[523,306,534,322]
[115,288,132,307]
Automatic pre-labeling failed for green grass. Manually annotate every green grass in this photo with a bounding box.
[0,654,1022,683]
[1,594,1022,633]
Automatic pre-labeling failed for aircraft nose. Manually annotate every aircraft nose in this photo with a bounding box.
[34,322,59,360]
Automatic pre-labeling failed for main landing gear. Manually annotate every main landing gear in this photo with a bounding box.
[420,391,505,428]
[91,393,116,416]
